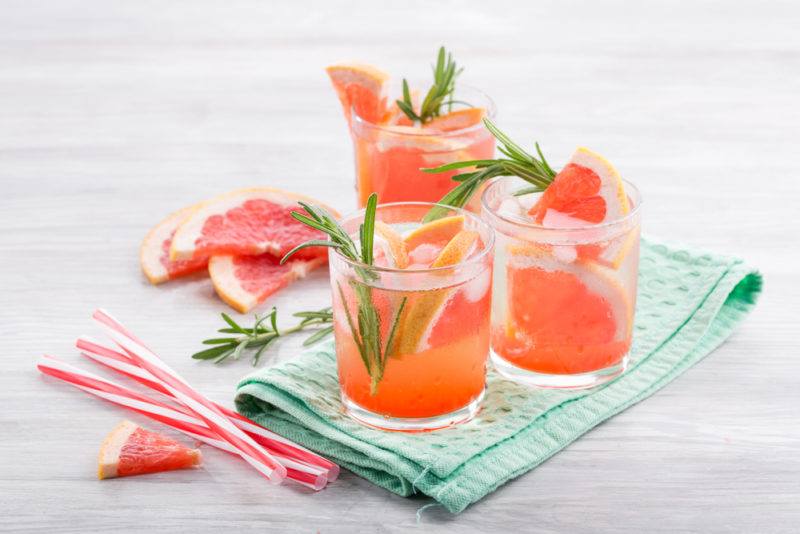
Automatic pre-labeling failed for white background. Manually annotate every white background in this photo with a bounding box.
[1,1,798,532]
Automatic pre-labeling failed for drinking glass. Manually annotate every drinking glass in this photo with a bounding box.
[330,203,494,430]
[349,87,496,208]
[481,177,642,389]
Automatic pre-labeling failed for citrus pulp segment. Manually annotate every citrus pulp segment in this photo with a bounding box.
[403,214,465,252]
[393,230,480,356]
[208,254,325,313]
[98,420,201,479]
[374,221,409,269]
[169,188,339,262]
[529,147,630,225]
[325,63,390,124]
[498,245,633,374]
[426,107,486,132]
[140,205,208,284]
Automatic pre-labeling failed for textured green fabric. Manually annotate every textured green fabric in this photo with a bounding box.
[236,239,761,513]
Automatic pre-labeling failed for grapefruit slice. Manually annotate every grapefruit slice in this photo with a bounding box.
[529,147,629,225]
[140,205,208,285]
[394,230,480,355]
[209,254,326,313]
[169,188,339,262]
[374,221,409,269]
[98,420,201,479]
[326,63,389,124]
[499,246,633,374]
[426,107,486,132]
[403,214,464,252]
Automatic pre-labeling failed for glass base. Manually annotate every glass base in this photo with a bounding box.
[491,350,628,389]
[341,389,485,432]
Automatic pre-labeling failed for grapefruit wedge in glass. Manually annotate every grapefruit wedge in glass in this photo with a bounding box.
[98,420,201,479]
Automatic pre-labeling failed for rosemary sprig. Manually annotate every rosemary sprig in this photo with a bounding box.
[422,118,558,222]
[192,307,333,366]
[282,193,407,395]
[396,46,464,124]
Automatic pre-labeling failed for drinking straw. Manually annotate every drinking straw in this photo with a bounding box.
[92,309,287,485]
[37,355,327,490]
[76,335,339,481]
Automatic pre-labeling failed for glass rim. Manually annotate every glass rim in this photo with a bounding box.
[350,84,497,138]
[481,177,643,233]
[333,201,495,274]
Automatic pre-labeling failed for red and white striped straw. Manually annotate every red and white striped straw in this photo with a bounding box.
[37,355,327,490]
[92,309,287,485]
[76,335,339,481]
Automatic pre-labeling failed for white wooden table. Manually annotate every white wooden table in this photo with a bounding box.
[2,1,798,532]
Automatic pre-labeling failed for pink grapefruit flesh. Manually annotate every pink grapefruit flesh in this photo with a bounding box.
[169,188,340,263]
[98,420,201,479]
[208,254,326,313]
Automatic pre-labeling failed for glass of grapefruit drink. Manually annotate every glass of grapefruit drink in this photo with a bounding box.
[481,171,642,389]
[326,48,496,208]
[327,202,494,431]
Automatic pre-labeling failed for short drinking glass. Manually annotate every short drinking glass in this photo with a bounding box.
[330,203,494,430]
[481,177,642,389]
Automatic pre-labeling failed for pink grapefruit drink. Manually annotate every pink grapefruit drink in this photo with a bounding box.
[481,152,642,389]
[330,203,494,431]
[326,49,496,208]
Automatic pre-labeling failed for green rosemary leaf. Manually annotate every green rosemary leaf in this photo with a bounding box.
[303,325,334,346]
[383,296,407,360]
[280,240,340,265]
[212,348,235,364]
[422,118,558,220]
[231,339,249,361]
[192,345,234,360]
[202,338,238,345]
[360,193,378,265]
[421,159,499,173]
[395,46,464,124]
[194,305,334,366]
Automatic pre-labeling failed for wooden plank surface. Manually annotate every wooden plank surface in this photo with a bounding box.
[1,1,798,532]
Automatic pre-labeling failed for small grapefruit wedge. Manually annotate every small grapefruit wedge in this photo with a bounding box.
[209,254,326,313]
[98,420,201,479]
[403,215,465,252]
[169,188,339,262]
[529,147,629,225]
[326,63,389,124]
[140,205,208,284]
[374,221,409,269]
[394,230,480,356]
[426,107,486,132]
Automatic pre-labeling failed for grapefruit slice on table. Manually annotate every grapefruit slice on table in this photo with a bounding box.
[140,205,208,284]
[209,254,326,313]
[169,188,339,262]
[393,229,480,356]
[326,63,389,124]
[98,420,201,479]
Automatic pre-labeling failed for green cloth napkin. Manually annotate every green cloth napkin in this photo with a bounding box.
[236,238,761,513]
